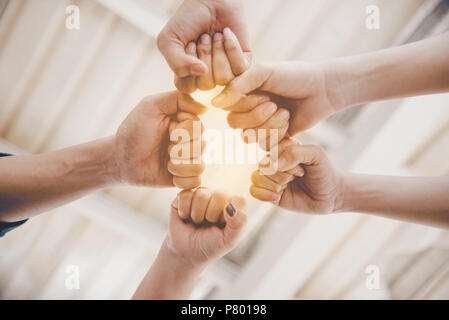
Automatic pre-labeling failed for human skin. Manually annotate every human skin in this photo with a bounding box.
[250,140,449,229]
[212,32,449,138]
[132,189,248,299]
[157,0,251,79]
[0,91,206,222]
[175,27,251,93]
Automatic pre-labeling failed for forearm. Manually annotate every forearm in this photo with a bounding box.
[338,173,449,228]
[132,239,206,300]
[0,137,118,222]
[325,32,449,110]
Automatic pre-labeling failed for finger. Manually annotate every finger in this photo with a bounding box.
[222,197,248,248]
[157,32,207,78]
[262,138,298,163]
[168,159,205,177]
[249,184,282,203]
[278,144,325,172]
[223,94,270,112]
[253,108,290,151]
[223,27,249,75]
[196,34,215,91]
[260,169,295,185]
[174,42,199,93]
[169,139,206,160]
[173,176,202,190]
[276,138,300,155]
[169,118,203,144]
[212,32,234,86]
[177,93,208,115]
[177,190,193,218]
[251,170,287,193]
[205,191,229,223]
[212,64,269,108]
[191,187,212,224]
[227,101,277,129]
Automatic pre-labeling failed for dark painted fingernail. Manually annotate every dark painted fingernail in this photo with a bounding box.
[226,203,236,217]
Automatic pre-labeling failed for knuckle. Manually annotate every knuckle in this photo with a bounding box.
[198,44,211,55]
[173,65,186,77]
[250,171,259,184]
[249,185,258,199]
[195,189,210,202]
[193,162,206,175]
[197,80,215,91]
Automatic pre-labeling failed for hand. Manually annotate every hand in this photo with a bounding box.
[250,139,344,214]
[175,28,251,93]
[167,188,248,264]
[212,61,342,136]
[158,0,251,78]
[113,91,206,187]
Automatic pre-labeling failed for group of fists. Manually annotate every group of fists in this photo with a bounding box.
[115,0,346,269]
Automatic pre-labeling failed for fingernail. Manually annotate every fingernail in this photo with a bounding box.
[190,64,206,76]
[264,103,277,117]
[226,203,236,217]
[201,33,211,45]
[223,27,237,42]
[214,32,224,42]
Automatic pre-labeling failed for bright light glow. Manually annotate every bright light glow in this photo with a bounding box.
[191,88,265,199]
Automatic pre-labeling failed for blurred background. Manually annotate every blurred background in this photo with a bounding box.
[1,0,449,299]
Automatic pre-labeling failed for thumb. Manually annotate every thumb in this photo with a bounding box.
[157,34,207,78]
[277,144,324,172]
[212,64,270,108]
[223,197,248,249]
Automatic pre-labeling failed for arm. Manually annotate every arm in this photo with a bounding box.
[0,91,206,223]
[0,138,117,222]
[250,140,449,229]
[339,174,449,228]
[213,32,449,136]
[132,239,206,300]
[326,32,449,111]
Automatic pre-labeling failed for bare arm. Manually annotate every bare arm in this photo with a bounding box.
[327,32,449,110]
[0,138,117,222]
[132,239,206,300]
[213,32,449,136]
[339,174,449,228]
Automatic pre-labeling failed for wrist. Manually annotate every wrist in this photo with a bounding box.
[332,171,349,213]
[335,172,379,213]
[320,59,349,112]
[76,137,121,187]
[160,238,209,274]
